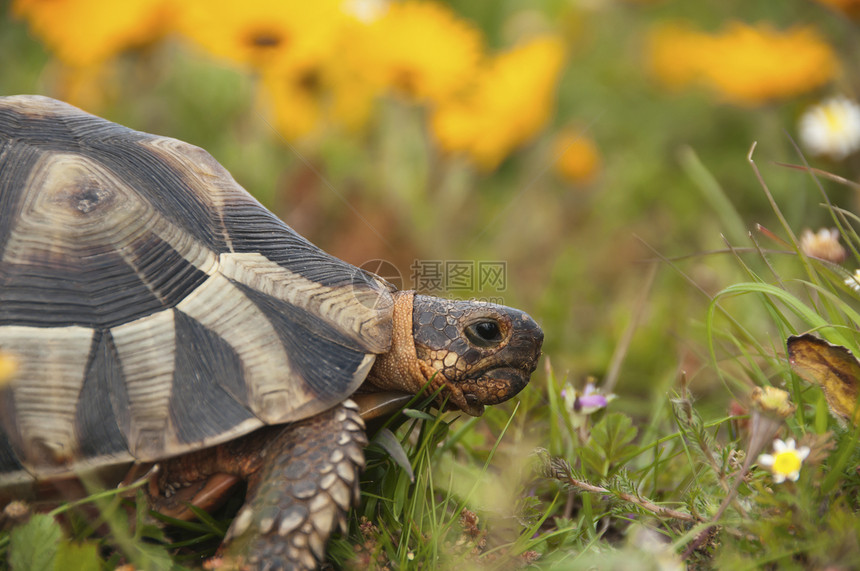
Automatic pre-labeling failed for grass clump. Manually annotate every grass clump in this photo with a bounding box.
[524,155,860,570]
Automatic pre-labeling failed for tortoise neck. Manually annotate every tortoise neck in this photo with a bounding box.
[365,290,427,393]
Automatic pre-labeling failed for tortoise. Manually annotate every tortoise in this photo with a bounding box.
[0,95,543,570]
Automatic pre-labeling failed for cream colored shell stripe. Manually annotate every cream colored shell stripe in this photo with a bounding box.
[0,95,394,486]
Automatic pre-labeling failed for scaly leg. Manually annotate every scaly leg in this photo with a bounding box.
[219,402,367,570]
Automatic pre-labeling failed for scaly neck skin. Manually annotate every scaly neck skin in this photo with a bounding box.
[365,290,480,415]
[366,290,423,393]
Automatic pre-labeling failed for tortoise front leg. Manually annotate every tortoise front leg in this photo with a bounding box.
[219,401,367,571]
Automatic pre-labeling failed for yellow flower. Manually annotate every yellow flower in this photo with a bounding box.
[750,386,796,418]
[706,23,838,105]
[354,1,483,102]
[328,69,379,133]
[647,23,710,89]
[431,36,566,170]
[553,131,602,185]
[258,63,377,140]
[258,69,326,141]
[13,0,170,67]
[257,15,382,140]
[758,438,809,483]
[0,353,18,388]
[648,21,839,106]
[177,0,346,74]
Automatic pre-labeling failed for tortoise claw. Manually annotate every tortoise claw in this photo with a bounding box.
[152,473,241,521]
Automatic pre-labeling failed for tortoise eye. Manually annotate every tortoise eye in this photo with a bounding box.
[465,320,503,347]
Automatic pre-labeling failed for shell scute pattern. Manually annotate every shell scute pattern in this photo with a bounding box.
[0,95,394,486]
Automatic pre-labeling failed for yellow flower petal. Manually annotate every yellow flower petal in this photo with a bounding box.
[432,36,566,170]
[257,18,383,140]
[177,0,346,73]
[355,1,483,102]
[13,0,171,67]
[553,131,602,185]
[258,69,326,140]
[648,21,839,106]
[647,23,709,89]
[750,386,796,418]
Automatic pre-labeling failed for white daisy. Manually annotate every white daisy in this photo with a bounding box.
[758,438,810,483]
[798,96,860,160]
[844,269,860,292]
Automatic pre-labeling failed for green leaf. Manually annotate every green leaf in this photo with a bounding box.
[54,541,100,571]
[8,514,61,571]
[129,542,175,571]
[184,503,229,535]
[577,446,607,477]
[401,408,435,421]
[580,413,638,477]
[371,428,415,482]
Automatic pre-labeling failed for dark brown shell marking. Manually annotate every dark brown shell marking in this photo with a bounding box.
[0,95,394,487]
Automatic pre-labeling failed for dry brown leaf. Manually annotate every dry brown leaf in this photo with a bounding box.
[787,334,860,426]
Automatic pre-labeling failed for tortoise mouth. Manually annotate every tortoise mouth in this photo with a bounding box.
[459,364,533,410]
[462,395,485,416]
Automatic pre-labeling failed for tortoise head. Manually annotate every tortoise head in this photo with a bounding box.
[365,291,543,416]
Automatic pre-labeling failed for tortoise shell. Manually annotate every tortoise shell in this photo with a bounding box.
[0,95,395,488]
